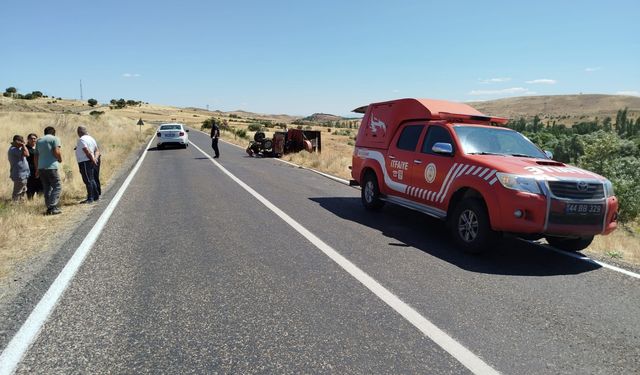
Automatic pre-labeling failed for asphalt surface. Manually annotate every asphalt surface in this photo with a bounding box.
[2,130,639,374]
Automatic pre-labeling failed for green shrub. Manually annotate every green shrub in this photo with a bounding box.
[247,123,263,132]
[333,129,353,136]
[235,128,247,138]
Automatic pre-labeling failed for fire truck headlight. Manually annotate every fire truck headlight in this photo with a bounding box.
[496,173,542,195]
[604,179,615,197]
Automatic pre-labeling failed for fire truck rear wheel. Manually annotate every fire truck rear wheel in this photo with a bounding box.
[545,235,594,252]
[450,198,497,254]
[362,172,384,211]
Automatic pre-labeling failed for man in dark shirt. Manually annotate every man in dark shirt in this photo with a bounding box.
[25,133,42,199]
[210,122,220,158]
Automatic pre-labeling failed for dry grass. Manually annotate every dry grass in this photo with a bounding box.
[0,111,153,278]
[587,224,640,266]
[282,136,353,180]
[469,94,640,125]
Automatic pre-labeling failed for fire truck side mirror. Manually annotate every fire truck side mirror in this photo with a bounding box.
[544,150,553,159]
[432,142,453,156]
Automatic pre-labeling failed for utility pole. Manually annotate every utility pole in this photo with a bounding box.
[206,104,209,112]
[80,79,83,101]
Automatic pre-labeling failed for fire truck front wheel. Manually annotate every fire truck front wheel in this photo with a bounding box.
[450,198,498,254]
[362,172,385,211]
[545,235,594,252]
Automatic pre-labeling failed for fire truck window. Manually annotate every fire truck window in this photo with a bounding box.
[396,125,424,151]
[421,126,453,154]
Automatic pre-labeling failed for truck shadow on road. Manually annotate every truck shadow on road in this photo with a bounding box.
[310,197,601,277]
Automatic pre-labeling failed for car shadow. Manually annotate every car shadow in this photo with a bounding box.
[147,146,186,152]
[309,196,601,277]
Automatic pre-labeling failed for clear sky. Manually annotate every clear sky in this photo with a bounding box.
[2,0,638,116]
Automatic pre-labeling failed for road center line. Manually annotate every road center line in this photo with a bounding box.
[0,137,156,375]
[190,142,499,375]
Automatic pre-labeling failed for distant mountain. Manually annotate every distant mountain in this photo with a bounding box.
[469,94,640,124]
[302,113,344,123]
[3,94,638,127]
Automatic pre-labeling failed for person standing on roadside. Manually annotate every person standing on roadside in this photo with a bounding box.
[210,121,220,158]
[7,135,30,201]
[75,126,99,203]
[34,126,63,215]
[25,133,42,199]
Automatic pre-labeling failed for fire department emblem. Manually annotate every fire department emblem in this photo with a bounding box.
[425,163,436,183]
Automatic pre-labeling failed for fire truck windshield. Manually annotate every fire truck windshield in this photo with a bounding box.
[454,126,548,159]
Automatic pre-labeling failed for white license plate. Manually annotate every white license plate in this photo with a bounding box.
[565,203,602,215]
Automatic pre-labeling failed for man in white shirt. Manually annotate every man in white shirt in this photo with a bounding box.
[75,126,100,203]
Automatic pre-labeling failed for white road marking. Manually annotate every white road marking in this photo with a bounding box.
[0,137,157,375]
[541,244,640,280]
[190,142,500,375]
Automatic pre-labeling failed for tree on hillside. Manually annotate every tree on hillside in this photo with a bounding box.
[88,98,98,107]
[4,87,17,97]
[201,117,230,131]
[615,108,629,136]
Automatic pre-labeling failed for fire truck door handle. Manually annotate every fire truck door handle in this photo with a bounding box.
[389,155,396,159]
[414,160,422,164]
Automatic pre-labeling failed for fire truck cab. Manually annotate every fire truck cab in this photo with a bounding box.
[350,98,618,253]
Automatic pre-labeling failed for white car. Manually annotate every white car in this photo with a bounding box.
[156,123,189,149]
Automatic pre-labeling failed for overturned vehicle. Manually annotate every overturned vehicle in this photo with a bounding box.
[246,128,321,157]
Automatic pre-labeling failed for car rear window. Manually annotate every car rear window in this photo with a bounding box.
[160,125,182,130]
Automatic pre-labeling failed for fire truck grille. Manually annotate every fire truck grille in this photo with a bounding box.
[547,181,604,199]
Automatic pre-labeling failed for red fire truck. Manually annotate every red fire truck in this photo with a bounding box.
[350,98,618,253]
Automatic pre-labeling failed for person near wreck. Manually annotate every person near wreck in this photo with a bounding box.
[210,122,220,158]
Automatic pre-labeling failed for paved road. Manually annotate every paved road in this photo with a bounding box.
[3,130,639,374]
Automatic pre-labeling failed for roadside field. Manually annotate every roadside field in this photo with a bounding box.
[0,111,153,278]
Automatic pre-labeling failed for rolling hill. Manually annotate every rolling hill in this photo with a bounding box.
[468,94,640,124]
[2,94,638,126]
